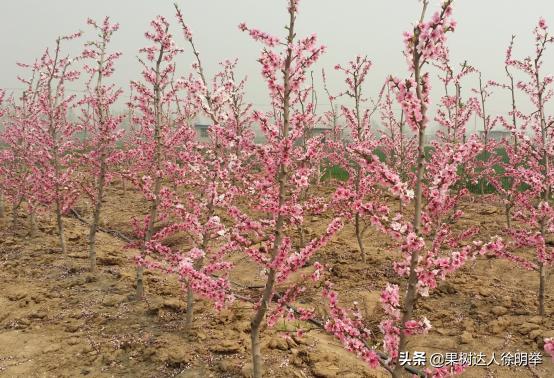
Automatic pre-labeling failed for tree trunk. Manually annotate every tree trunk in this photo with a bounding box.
[317,163,321,186]
[251,269,276,378]
[136,174,161,299]
[393,124,425,378]
[185,253,205,335]
[355,213,366,263]
[29,208,38,237]
[136,42,165,300]
[298,188,308,248]
[393,29,427,374]
[298,225,305,249]
[89,160,107,274]
[185,284,194,335]
[249,4,295,376]
[538,262,545,316]
[353,157,366,263]
[399,197,403,215]
[55,199,66,254]
[0,191,4,219]
[88,204,100,273]
[12,199,22,229]
[536,63,549,317]
[538,208,547,317]
[135,265,145,298]
[251,319,263,377]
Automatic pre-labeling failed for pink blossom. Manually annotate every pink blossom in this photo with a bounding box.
[545,338,554,361]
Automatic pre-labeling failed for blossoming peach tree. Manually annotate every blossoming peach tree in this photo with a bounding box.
[126,15,189,298]
[78,17,125,273]
[0,78,43,233]
[494,18,554,316]
[231,1,343,376]
[488,35,530,228]
[323,1,505,376]
[470,71,503,195]
[22,32,83,253]
[1,0,554,376]
[138,5,254,335]
[433,58,483,198]
[331,56,407,263]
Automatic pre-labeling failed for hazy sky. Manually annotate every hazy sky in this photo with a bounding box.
[1,0,553,130]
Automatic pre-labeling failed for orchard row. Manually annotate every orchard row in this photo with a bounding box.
[0,1,553,377]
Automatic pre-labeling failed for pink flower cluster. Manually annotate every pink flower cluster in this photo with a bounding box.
[390,76,429,132]
[545,338,554,362]
[403,1,456,70]
[323,284,380,368]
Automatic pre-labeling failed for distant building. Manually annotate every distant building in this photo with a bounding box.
[194,123,210,142]
[293,126,334,147]
[306,126,332,139]
[479,130,512,142]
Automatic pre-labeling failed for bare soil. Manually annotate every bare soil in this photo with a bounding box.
[0,184,553,377]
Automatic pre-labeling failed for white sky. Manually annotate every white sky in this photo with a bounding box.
[1,0,552,131]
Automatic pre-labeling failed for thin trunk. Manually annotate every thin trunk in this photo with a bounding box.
[251,6,296,377]
[52,123,66,254]
[399,197,403,214]
[251,266,277,378]
[136,176,162,298]
[0,191,4,219]
[351,59,366,263]
[399,110,406,216]
[316,164,321,186]
[185,284,194,334]
[355,213,366,263]
[479,137,487,196]
[46,38,66,255]
[12,197,23,229]
[539,261,545,316]
[394,124,425,378]
[89,40,108,274]
[298,225,305,249]
[536,52,549,316]
[538,124,548,317]
[185,228,209,334]
[298,188,308,248]
[29,208,38,237]
[55,198,66,254]
[454,81,460,143]
[479,73,488,196]
[538,214,546,317]
[136,37,166,299]
[393,11,427,374]
[135,266,145,299]
[506,43,518,151]
[88,162,106,273]
[12,208,17,229]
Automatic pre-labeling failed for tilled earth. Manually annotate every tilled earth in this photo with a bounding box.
[0,184,553,377]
